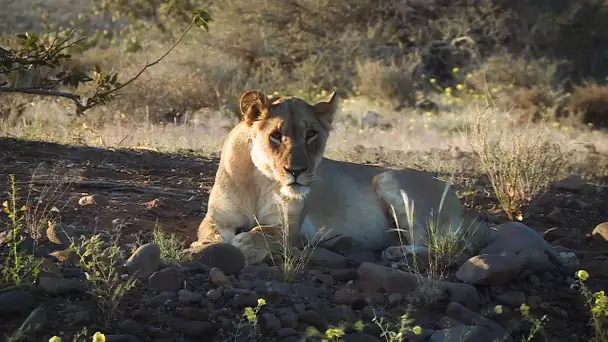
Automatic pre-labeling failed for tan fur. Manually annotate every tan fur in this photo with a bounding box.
[188,90,483,265]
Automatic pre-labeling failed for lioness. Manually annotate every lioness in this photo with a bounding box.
[188,89,479,265]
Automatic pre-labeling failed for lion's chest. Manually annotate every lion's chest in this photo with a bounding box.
[245,189,284,228]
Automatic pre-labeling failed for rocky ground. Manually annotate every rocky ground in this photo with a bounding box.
[0,137,607,342]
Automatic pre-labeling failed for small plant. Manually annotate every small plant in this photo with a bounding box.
[467,107,568,220]
[152,224,187,262]
[236,298,267,340]
[68,233,137,326]
[372,311,422,342]
[518,303,549,342]
[48,331,106,342]
[1,174,42,286]
[573,270,608,342]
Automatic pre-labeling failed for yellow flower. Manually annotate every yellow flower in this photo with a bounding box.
[456,84,464,91]
[354,320,365,332]
[576,270,590,281]
[92,332,106,342]
[452,67,460,73]
[519,303,530,317]
[494,305,503,314]
[444,87,452,93]
[466,73,473,79]
[244,307,256,323]
[273,91,280,96]
[325,327,345,339]
[412,325,422,335]
[257,298,267,306]
[429,78,437,84]
[49,337,62,342]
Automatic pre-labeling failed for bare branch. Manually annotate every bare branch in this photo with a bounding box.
[0,87,86,112]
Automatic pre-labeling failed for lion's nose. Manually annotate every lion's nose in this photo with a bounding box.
[284,166,306,179]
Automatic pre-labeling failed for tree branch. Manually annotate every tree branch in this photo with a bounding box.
[0,14,205,115]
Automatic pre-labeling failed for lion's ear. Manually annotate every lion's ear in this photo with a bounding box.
[313,91,340,126]
[240,90,269,126]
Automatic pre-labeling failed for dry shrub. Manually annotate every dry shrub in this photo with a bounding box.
[557,82,608,129]
[355,58,418,107]
[466,53,561,92]
[497,86,559,122]
[467,106,568,220]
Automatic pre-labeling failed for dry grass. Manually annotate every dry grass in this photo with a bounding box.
[557,82,608,129]
[466,105,570,221]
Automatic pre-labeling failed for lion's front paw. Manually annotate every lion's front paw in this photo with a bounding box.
[230,230,277,266]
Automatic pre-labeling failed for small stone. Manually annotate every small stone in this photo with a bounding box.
[206,289,222,301]
[310,247,346,267]
[178,289,202,304]
[232,292,258,308]
[170,317,213,336]
[546,208,566,224]
[117,319,144,335]
[260,312,282,334]
[145,291,177,307]
[177,307,210,321]
[528,275,541,287]
[527,296,542,309]
[196,243,246,275]
[388,293,403,306]
[209,267,230,286]
[0,290,36,316]
[104,334,138,342]
[124,243,161,280]
[494,291,526,307]
[592,222,608,242]
[277,327,298,339]
[148,267,182,293]
[542,227,567,242]
[298,310,328,332]
[554,175,583,192]
[78,194,109,206]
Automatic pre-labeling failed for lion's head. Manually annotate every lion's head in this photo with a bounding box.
[239,89,339,200]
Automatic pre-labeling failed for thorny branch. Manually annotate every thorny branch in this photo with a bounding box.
[0,11,212,115]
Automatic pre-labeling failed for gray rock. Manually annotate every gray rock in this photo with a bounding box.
[260,312,282,334]
[196,243,245,275]
[117,319,144,335]
[104,334,138,342]
[0,290,36,316]
[455,253,525,286]
[170,317,213,336]
[209,267,230,286]
[310,247,346,267]
[38,276,84,295]
[178,289,202,304]
[479,222,562,267]
[357,262,480,309]
[124,243,161,280]
[148,266,182,293]
[145,291,178,307]
[554,175,584,192]
[446,302,512,342]
[298,310,328,332]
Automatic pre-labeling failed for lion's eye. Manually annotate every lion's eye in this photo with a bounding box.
[306,130,318,142]
[270,131,282,144]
